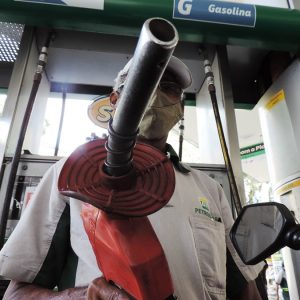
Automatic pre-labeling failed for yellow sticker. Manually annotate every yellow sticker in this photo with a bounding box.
[265,89,285,111]
[87,96,115,129]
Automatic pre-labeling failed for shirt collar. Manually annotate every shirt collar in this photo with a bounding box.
[165,143,190,174]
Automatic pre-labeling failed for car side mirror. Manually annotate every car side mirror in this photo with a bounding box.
[230,202,300,265]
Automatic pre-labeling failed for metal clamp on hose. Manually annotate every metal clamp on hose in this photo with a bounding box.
[104,120,138,176]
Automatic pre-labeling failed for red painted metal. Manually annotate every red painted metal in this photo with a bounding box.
[58,138,175,217]
[81,205,174,299]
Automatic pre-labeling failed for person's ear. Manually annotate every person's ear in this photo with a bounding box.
[109,91,119,108]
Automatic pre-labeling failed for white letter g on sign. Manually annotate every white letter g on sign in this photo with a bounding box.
[178,0,193,15]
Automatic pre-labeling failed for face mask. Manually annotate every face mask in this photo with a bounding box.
[138,89,183,140]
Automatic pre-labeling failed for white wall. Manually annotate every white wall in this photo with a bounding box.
[256,60,300,189]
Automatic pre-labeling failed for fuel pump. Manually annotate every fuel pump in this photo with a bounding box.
[58,18,178,300]
[0,31,55,249]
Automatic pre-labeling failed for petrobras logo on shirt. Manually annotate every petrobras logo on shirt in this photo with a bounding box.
[194,197,221,222]
[194,197,211,216]
[173,0,256,28]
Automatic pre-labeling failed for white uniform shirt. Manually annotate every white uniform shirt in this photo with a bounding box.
[0,158,262,299]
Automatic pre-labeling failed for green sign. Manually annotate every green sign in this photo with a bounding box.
[240,143,265,159]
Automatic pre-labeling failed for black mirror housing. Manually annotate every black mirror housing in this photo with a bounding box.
[230,202,296,265]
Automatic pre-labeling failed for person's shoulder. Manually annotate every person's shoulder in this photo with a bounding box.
[189,167,221,187]
[39,157,68,183]
[54,157,68,169]
[177,166,224,198]
[48,157,68,174]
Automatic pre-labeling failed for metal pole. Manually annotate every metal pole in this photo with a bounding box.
[203,58,243,214]
[54,89,66,156]
[178,116,184,162]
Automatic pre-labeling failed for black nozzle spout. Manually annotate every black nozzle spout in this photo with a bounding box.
[104,18,178,176]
